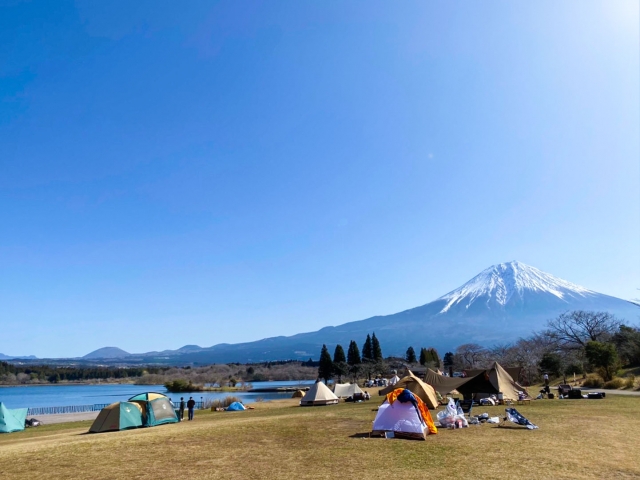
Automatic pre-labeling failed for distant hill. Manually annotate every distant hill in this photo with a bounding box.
[83,347,130,359]
[0,353,37,360]
[177,345,202,352]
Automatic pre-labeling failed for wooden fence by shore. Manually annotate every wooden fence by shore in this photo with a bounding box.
[26,400,206,416]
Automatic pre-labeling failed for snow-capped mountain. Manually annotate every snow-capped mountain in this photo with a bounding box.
[73,261,640,364]
[438,261,597,313]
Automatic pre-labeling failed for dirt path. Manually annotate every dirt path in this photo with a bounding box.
[578,388,640,396]
[29,411,99,424]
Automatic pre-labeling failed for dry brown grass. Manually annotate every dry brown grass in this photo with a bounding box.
[1,395,640,480]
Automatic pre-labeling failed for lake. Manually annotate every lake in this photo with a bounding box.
[0,381,316,409]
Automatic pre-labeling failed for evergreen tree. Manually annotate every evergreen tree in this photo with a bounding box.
[332,345,348,382]
[585,341,619,381]
[333,344,346,363]
[372,332,383,361]
[332,361,348,383]
[362,334,373,361]
[427,348,441,368]
[539,352,562,377]
[347,340,361,365]
[346,340,362,382]
[443,352,454,366]
[318,344,333,383]
[406,346,417,364]
[419,347,428,366]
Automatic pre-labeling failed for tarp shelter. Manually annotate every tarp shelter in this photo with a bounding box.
[291,390,305,398]
[0,403,27,433]
[333,383,364,398]
[424,368,476,395]
[300,381,339,406]
[128,392,179,426]
[226,402,246,411]
[457,363,528,401]
[378,370,438,409]
[89,402,144,433]
[372,388,437,440]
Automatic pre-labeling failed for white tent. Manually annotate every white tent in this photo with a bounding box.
[333,383,364,398]
[372,401,429,440]
[300,381,339,406]
[389,375,400,386]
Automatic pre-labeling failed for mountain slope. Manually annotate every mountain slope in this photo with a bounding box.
[83,261,640,364]
[136,261,640,364]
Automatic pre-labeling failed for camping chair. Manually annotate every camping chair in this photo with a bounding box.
[455,399,473,418]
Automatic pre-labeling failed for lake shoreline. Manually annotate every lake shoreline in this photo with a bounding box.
[0,380,316,410]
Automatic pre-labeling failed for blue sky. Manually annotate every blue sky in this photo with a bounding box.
[1,0,638,357]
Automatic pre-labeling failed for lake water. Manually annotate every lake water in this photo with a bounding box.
[0,380,316,410]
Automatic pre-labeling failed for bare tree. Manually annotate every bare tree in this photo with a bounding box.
[489,342,516,365]
[546,311,620,351]
[510,333,558,385]
[454,343,487,369]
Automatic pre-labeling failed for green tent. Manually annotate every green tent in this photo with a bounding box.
[89,402,144,433]
[128,392,178,427]
[0,402,27,433]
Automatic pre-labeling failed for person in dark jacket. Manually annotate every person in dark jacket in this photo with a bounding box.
[179,397,185,421]
[187,397,196,420]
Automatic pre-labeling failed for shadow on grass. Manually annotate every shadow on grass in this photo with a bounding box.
[349,432,372,438]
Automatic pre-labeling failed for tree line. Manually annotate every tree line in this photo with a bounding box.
[316,333,442,383]
[404,346,441,368]
[317,332,382,383]
[0,362,167,384]
[442,310,640,385]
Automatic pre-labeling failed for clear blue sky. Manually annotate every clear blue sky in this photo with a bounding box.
[2,1,638,358]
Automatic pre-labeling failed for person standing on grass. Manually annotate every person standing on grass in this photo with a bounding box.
[187,397,196,420]
[544,373,549,387]
[179,397,185,421]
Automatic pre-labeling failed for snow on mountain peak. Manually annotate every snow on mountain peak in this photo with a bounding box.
[437,261,595,313]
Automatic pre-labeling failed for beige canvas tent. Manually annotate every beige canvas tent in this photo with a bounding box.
[300,381,339,406]
[378,370,438,409]
[456,362,528,401]
[291,389,305,398]
[488,362,528,401]
[466,365,522,383]
[333,383,364,398]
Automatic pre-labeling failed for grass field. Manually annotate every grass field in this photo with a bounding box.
[1,395,639,480]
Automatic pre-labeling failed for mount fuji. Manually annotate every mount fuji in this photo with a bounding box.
[88,261,639,364]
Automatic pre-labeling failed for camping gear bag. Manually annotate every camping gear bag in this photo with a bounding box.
[567,389,582,399]
[587,392,605,399]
